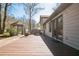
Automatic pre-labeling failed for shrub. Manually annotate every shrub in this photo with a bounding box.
[10,28,17,36]
[6,28,17,36]
[3,32,10,37]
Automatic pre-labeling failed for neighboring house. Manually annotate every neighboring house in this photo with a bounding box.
[10,21,24,35]
[43,3,79,50]
[40,15,49,33]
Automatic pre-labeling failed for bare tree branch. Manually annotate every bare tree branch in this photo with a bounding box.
[23,3,44,33]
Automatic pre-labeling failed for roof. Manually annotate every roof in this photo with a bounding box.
[40,15,49,24]
[40,15,49,18]
[44,3,72,24]
[11,21,23,26]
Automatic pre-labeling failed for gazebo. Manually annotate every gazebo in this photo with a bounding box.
[10,21,25,35]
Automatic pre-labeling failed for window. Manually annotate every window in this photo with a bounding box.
[49,21,52,32]
[57,15,63,40]
[53,19,58,37]
[57,15,63,35]
[52,15,63,40]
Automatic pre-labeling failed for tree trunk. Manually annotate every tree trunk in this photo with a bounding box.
[29,7,31,33]
[2,3,8,33]
[0,4,1,33]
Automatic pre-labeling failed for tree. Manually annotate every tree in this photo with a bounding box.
[52,3,60,11]
[2,3,8,33]
[0,3,1,34]
[24,3,44,33]
[1,3,12,33]
[0,3,5,34]
[31,19,36,29]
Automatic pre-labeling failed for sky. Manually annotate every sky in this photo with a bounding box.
[8,3,58,23]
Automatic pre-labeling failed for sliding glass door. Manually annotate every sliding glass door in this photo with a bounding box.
[52,19,57,38]
[52,15,63,41]
[57,15,63,40]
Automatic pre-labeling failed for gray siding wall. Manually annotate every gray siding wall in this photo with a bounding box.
[45,22,52,37]
[63,4,79,50]
[45,3,79,50]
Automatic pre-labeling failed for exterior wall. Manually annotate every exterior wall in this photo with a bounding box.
[40,16,48,31]
[45,22,52,37]
[42,17,48,24]
[45,3,79,50]
[63,4,79,50]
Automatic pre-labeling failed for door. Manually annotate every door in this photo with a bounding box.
[57,15,63,41]
[52,19,57,38]
[52,15,63,41]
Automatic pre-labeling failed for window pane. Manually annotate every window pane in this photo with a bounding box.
[57,15,63,40]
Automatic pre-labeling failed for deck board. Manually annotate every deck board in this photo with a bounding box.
[0,35,53,56]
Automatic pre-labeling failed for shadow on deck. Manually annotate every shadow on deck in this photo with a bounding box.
[39,34,79,56]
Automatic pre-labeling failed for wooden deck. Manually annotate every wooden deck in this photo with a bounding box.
[0,35,53,56]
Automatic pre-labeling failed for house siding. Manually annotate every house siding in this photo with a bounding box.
[63,4,79,50]
[40,16,49,34]
[45,22,52,37]
[45,3,79,50]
